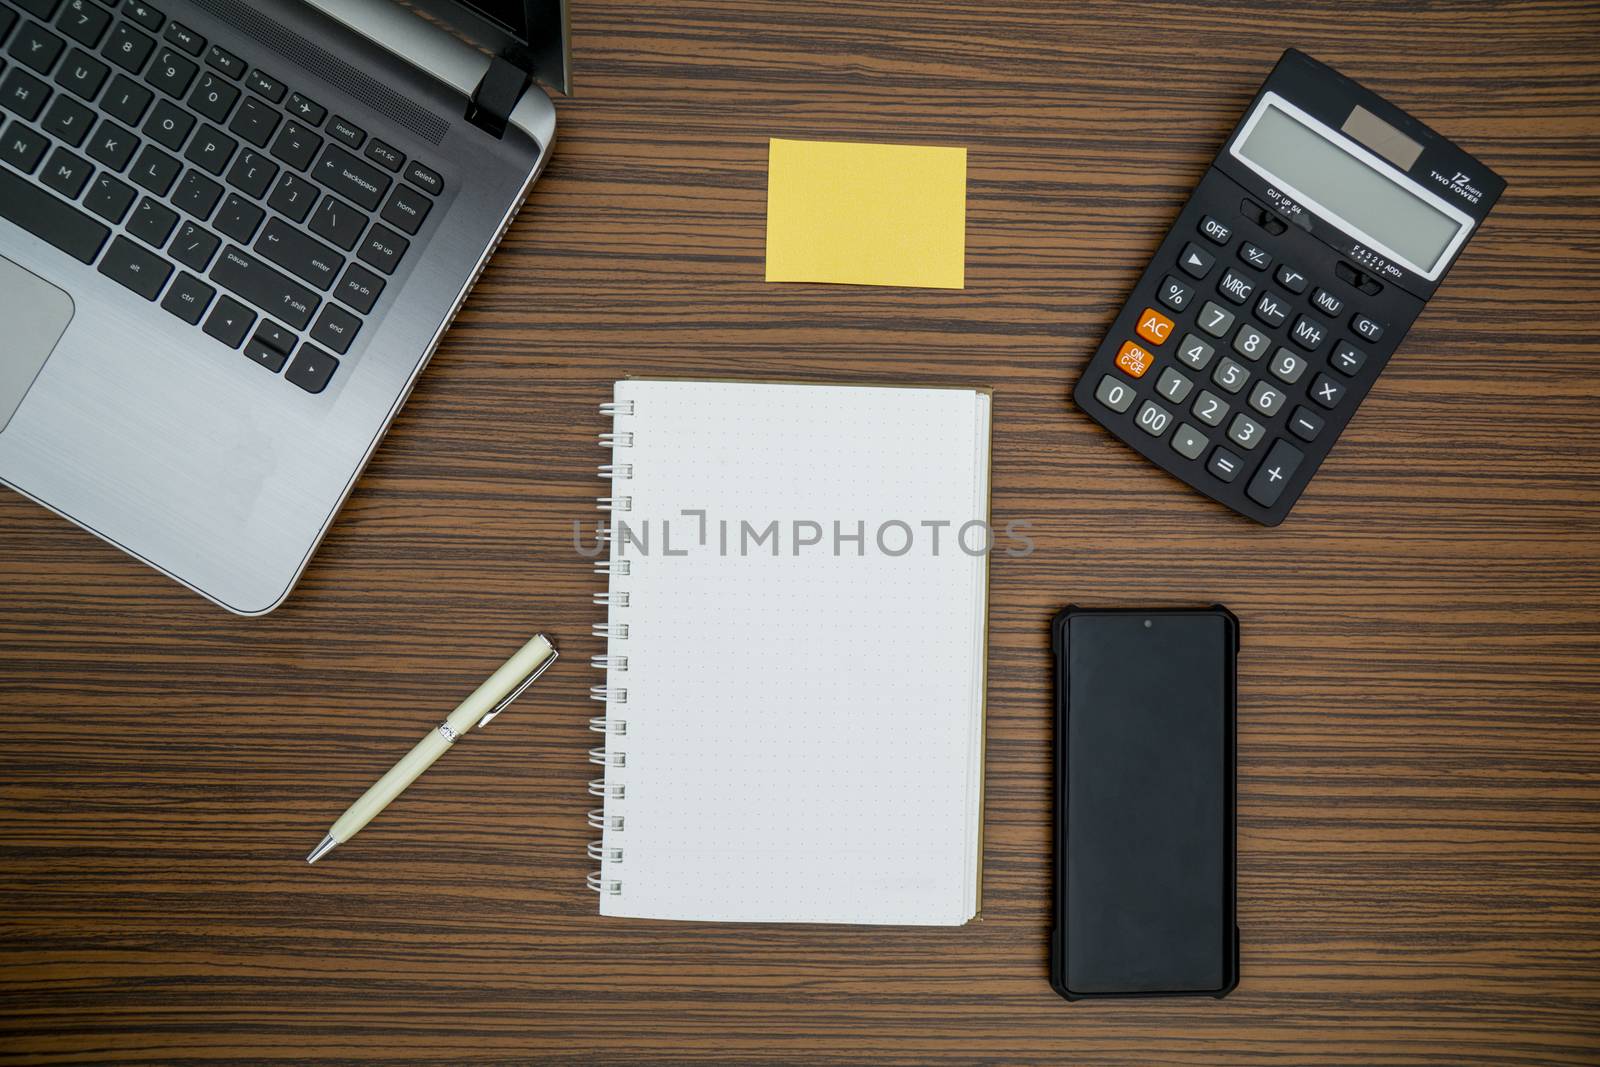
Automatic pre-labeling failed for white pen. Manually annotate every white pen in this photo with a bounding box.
[307,633,559,863]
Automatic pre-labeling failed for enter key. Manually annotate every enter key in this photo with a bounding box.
[255,218,341,291]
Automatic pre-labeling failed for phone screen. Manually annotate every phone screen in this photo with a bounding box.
[1058,609,1235,996]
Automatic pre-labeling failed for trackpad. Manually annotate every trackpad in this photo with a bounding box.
[0,255,75,434]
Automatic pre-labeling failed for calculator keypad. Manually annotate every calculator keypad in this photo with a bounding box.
[1075,169,1422,524]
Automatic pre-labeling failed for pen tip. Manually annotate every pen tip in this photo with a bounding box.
[306,834,338,864]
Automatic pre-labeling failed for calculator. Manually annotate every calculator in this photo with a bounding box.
[1073,49,1505,525]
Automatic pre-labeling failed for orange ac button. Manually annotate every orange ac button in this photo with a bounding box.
[1135,307,1175,346]
[1114,340,1155,379]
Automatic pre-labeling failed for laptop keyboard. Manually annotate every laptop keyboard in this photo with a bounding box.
[0,0,445,394]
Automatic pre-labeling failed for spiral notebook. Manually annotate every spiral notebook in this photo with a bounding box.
[587,379,991,925]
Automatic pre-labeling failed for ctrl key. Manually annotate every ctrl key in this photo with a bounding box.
[1246,439,1305,508]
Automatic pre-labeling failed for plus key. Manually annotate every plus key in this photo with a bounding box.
[1246,439,1305,508]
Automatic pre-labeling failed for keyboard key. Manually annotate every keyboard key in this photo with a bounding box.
[286,343,338,393]
[101,21,154,74]
[255,216,340,290]
[204,44,242,80]
[182,122,234,174]
[363,137,401,172]
[312,141,389,210]
[243,67,283,103]
[41,92,92,144]
[162,20,202,56]
[100,72,149,122]
[1170,423,1208,461]
[213,192,262,241]
[1197,300,1234,338]
[223,146,275,198]
[266,170,315,221]
[128,142,178,193]
[144,46,194,97]
[1207,447,1242,483]
[40,144,92,197]
[122,2,165,33]
[53,46,108,99]
[1217,267,1254,305]
[243,335,288,372]
[1308,373,1346,409]
[1198,215,1231,245]
[1211,356,1249,395]
[1093,373,1135,414]
[1351,313,1383,343]
[1113,340,1154,379]
[1176,241,1213,279]
[159,269,213,323]
[1253,290,1289,328]
[269,118,319,170]
[327,114,363,148]
[1268,347,1307,384]
[9,21,66,75]
[1237,241,1271,270]
[1,118,51,171]
[170,220,218,270]
[1,66,52,120]
[378,183,430,236]
[287,90,324,124]
[1134,399,1173,438]
[125,194,175,246]
[97,233,169,298]
[1330,340,1368,376]
[172,167,220,218]
[252,319,294,353]
[1191,390,1229,428]
[186,70,235,122]
[1311,287,1344,316]
[1156,274,1192,312]
[1232,323,1269,361]
[1175,332,1214,371]
[1287,406,1324,442]
[1154,365,1192,404]
[0,8,16,44]
[402,160,441,195]
[1227,412,1265,450]
[14,0,61,18]
[334,261,384,313]
[209,243,318,327]
[1290,314,1327,351]
[141,97,191,148]
[227,94,278,147]
[84,117,134,169]
[1248,380,1286,417]
[83,172,132,220]
[202,293,254,348]
[0,162,109,261]
[358,223,408,275]
[1133,306,1174,346]
[55,0,109,47]
[1246,439,1304,508]
[309,194,363,250]
[1274,263,1308,293]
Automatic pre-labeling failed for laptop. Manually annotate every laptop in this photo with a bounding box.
[0,0,568,613]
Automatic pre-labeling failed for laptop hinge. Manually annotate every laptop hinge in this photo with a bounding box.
[466,52,533,139]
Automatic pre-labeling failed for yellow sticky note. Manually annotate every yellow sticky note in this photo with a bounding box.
[765,138,967,289]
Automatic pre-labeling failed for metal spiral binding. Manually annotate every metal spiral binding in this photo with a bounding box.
[588,396,636,899]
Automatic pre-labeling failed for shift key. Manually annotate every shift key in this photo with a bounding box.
[210,244,319,328]
[312,142,389,211]
[255,218,340,291]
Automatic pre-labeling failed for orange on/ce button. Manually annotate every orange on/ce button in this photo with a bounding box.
[1135,306,1175,346]
[1114,340,1155,378]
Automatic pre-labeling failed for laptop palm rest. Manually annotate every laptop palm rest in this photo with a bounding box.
[0,256,74,434]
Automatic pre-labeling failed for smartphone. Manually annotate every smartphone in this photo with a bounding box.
[1050,606,1239,1000]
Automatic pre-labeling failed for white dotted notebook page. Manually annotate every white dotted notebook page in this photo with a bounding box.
[595,380,990,925]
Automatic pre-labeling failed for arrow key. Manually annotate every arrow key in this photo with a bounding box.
[1176,241,1215,279]
[202,294,256,349]
[1246,439,1305,508]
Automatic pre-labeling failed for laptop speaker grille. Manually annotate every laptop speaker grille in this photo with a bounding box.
[191,0,451,146]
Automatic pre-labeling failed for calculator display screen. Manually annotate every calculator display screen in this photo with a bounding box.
[1232,96,1470,278]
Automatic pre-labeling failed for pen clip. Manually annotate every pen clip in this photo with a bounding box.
[478,646,560,728]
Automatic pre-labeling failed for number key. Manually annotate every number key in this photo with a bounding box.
[1176,332,1215,371]
[1268,347,1307,384]
[1227,413,1265,450]
[145,47,197,98]
[102,22,155,74]
[1157,274,1193,312]
[1212,357,1249,395]
[1094,374,1136,414]
[1197,300,1234,338]
[1156,366,1193,404]
[1249,380,1286,417]
[1191,390,1229,428]
[1232,323,1270,361]
[1134,400,1173,438]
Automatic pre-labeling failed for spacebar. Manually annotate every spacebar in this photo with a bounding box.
[0,166,110,265]
[209,245,319,329]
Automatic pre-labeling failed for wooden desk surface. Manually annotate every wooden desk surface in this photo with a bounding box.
[4,1,1598,1062]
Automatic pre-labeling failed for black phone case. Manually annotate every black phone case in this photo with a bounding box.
[1049,605,1240,1001]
